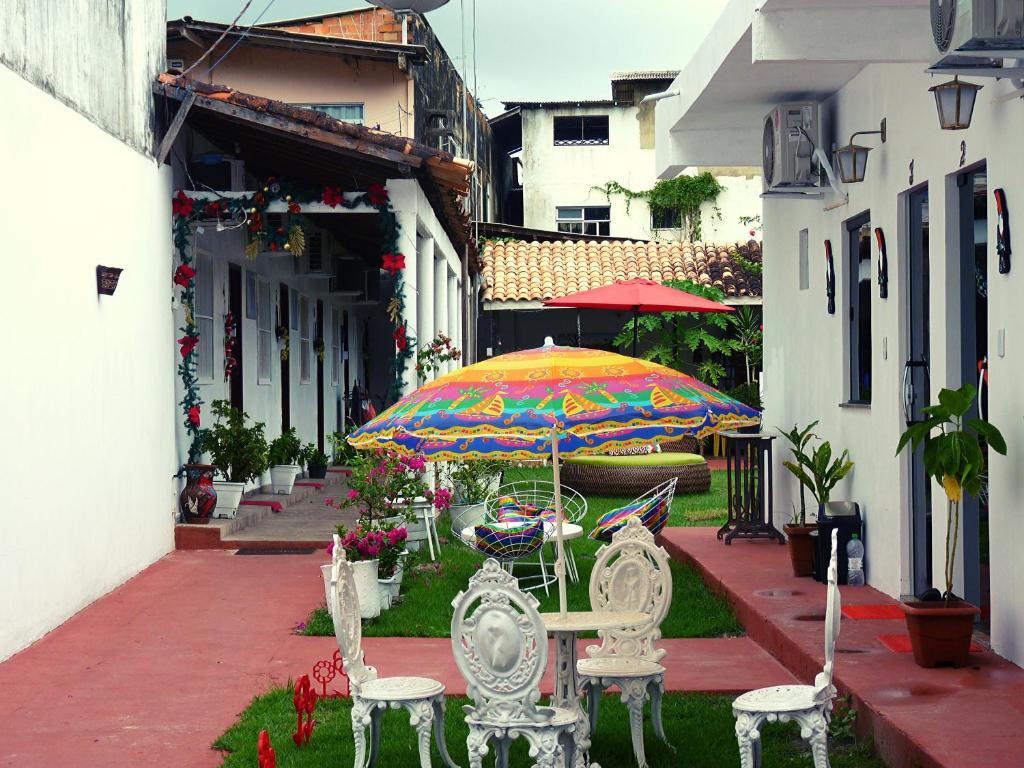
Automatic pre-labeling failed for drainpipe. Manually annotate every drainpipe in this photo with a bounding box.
[639,90,679,105]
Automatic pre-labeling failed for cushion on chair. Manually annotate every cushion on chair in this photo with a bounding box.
[589,495,669,541]
[474,519,545,559]
[567,452,705,468]
[495,495,557,526]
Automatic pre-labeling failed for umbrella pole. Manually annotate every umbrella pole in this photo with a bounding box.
[631,307,639,358]
[576,309,582,348]
[550,425,569,616]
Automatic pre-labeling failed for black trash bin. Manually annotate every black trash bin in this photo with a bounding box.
[813,502,863,585]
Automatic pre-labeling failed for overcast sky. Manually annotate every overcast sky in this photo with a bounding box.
[167,0,727,114]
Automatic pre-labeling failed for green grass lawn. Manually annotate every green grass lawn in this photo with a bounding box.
[300,467,738,639]
[214,687,882,768]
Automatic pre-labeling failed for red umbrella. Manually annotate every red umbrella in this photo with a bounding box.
[543,278,733,356]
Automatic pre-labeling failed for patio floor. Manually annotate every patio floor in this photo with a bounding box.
[0,546,793,767]
[661,527,1024,768]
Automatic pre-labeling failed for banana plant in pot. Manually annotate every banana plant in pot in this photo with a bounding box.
[896,383,1006,668]
[268,428,303,494]
[200,400,269,518]
[779,422,854,577]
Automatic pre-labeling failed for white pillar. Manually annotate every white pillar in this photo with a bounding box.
[416,236,435,381]
[448,271,459,373]
[389,181,419,396]
[434,253,448,359]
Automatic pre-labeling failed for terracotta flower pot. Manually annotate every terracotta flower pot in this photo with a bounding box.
[784,523,817,577]
[902,600,980,668]
[179,464,217,524]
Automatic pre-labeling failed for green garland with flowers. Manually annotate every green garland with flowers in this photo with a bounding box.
[171,178,414,462]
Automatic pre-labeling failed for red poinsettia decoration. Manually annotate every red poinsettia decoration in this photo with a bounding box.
[288,201,301,214]
[366,183,388,207]
[322,186,345,208]
[172,191,195,218]
[257,730,276,768]
[178,334,199,358]
[292,674,318,747]
[187,406,201,427]
[381,252,406,276]
[173,264,196,288]
[393,324,408,351]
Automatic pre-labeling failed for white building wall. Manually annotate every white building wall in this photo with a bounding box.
[761,63,1024,665]
[0,64,173,661]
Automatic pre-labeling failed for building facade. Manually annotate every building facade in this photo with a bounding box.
[656,0,1024,666]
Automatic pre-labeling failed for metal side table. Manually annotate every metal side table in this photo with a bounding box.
[717,431,785,545]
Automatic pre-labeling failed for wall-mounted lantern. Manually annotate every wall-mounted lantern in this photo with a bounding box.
[834,119,887,184]
[930,76,983,131]
[96,265,124,296]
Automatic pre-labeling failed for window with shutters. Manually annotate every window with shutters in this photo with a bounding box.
[194,252,215,383]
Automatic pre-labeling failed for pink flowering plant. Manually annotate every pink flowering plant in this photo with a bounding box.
[415,332,461,381]
[346,448,443,521]
[328,522,408,577]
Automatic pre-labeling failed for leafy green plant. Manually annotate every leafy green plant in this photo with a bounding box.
[309,448,329,466]
[329,430,358,466]
[200,400,269,484]
[439,459,506,505]
[268,427,302,466]
[780,427,854,525]
[297,442,317,468]
[896,384,1006,600]
[778,421,818,525]
[594,173,724,241]
[726,382,761,412]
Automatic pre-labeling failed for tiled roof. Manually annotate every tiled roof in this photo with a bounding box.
[610,70,680,81]
[481,240,762,302]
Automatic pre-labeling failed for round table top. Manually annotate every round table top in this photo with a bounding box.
[539,609,649,633]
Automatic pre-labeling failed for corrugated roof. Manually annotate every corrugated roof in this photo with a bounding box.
[502,100,624,110]
[481,239,762,302]
[610,70,680,82]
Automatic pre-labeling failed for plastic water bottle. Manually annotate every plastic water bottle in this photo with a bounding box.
[846,534,865,585]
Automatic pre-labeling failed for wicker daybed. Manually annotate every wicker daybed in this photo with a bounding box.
[561,453,711,497]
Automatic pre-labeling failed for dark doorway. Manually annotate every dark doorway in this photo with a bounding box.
[342,310,350,430]
[905,186,931,597]
[227,264,244,412]
[279,284,291,432]
[316,300,325,452]
[958,166,989,628]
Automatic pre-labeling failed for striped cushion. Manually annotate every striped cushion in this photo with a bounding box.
[590,497,669,541]
[474,519,545,560]
[495,497,557,526]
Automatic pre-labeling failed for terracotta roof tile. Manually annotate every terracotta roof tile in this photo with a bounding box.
[481,239,762,302]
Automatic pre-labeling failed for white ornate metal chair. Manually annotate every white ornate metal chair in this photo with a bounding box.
[450,558,578,768]
[732,529,842,767]
[577,516,673,768]
[328,535,458,768]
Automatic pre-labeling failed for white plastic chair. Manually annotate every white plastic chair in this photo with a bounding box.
[731,529,842,767]
[450,558,578,768]
[577,516,673,768]
[329,535,458,768]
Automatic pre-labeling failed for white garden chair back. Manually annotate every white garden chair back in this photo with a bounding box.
[577,515,673,768]
[329,535,457,768]
[451,558,578,768]
[731,529,842,768]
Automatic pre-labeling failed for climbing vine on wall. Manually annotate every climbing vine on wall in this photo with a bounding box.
[171,179,412,463]
[593,171,724,241]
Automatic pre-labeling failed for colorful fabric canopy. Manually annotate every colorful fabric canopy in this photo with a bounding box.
[349,343,759,460]
[543,278,734,314]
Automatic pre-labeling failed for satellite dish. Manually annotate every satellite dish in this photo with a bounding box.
[366,0,451,12]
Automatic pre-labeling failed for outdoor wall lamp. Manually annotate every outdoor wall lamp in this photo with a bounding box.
[930,76,983,130]
[96,265,124,296]
[834,119,887,184]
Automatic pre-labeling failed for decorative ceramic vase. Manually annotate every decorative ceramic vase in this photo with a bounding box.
[270,464,301,494]
[351,559,381,619]
[179,464,217,524]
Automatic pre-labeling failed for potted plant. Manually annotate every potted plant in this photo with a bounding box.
[328,429,357,467]
[324,526,383,620]
[780,422,854,576]
[896,384,1006,667]
[307,447,330,480]
[268,427,302,495]
[200,400,269,518]
[443,459,505,534]
[298,442,316,478]
[374,522,409,609]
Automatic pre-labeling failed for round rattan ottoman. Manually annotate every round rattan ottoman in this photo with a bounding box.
[561,453,711,497]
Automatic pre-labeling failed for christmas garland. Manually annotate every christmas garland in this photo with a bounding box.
[171,179,413,462]
[223,310,238,381]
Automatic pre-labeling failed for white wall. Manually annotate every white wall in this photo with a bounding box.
[0,65,174,661]
[761,63,1024,666]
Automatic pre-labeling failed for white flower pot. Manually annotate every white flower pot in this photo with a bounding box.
[352,559,381,619]
[212,481,245,518]
[270,464,302,494]
[450,501,486,533]
[378,566,404,606]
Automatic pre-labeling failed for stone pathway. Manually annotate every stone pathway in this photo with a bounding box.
[0,545,794,767]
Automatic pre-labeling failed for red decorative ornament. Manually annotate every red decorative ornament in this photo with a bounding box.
[187,406,201,427]
[172,190,194,218]
[178,334,199,358]
[292,674,318,748]
[311,649,349,697]
[393,324,408,351]
[382,252,406,276]
[173,264,196,288]
[255,192,266,206]
[288,201,301,214]
[203,200,222,217]
[322,186,346,208]
[366,182,389,207]
[257,730,276,768]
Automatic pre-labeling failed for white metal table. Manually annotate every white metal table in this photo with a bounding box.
[540,609,650,767]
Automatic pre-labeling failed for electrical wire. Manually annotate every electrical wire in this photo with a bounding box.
[206,0,279,77]
[179,0,254,77]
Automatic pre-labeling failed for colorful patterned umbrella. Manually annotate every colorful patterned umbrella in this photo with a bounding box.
[349,340,759,614]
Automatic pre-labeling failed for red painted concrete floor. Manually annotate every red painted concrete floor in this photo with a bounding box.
[661,527,1024,768]
[0,549,793,768]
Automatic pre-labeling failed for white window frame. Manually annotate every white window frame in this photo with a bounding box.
[299,294,312,384]
[556,206,611,237]
[193,251,215,384]
[331,308,341,387]
[295,102,365,125]
[256,276,273,385]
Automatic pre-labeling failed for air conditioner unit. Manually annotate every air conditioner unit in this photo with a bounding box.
[932,0,1024,61]
[762,103,822,193]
